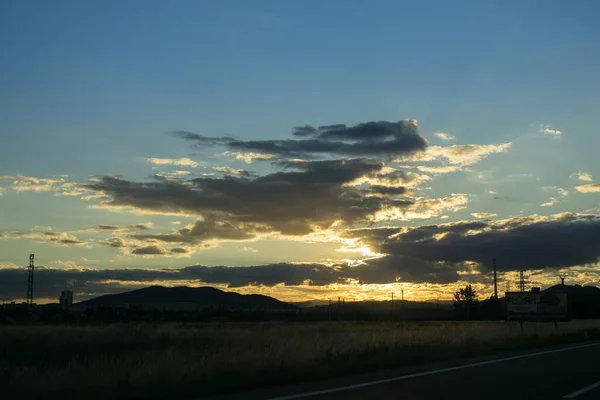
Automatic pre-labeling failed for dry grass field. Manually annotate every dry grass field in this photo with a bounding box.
[2,320,599,399]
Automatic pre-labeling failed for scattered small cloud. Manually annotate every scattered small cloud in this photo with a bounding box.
[131,245,168,255]
[575,184,600,193]
[0,175,66,192]
[404,143,512,166]
[146,158,202,168]
[97,237,127,248]
[433,132,456,141]
[471,212,497,219]
[540,187,569,207]
[226,152,275,164]
[570,171,593,182]
[213,166,251,177]
[11,231,88,247]
[539,124,561,136]
[241,246,258,253]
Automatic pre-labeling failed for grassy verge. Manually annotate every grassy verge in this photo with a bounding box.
[1,320,599,399]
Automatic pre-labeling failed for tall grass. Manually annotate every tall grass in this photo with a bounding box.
[2,320,599,399]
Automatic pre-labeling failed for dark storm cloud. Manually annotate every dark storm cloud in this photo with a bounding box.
[175,119,427,159]
[367,186,408,195]
[129,215,265,245]
[357,214,600,272]
[83,159,413,236]
[0,259,459,301]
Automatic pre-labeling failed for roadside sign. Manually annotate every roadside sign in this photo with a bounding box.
[505,291,568,321]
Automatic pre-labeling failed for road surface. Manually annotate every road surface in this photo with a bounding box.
[209,342,600,400]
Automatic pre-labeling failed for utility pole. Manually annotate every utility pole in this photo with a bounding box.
[493,258,498,300]
[27,254,35,306]
[519,271,525,293]
[337,297,341,321]
[328,299,332,321]
[559,273,567,286]
[401,289,404,319]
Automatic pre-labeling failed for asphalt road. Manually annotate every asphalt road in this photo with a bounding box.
[210,342,600,400]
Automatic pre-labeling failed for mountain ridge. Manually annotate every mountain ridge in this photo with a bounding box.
[77,285,297,311]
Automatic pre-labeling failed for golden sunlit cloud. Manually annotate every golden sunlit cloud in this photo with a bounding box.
[570,171,593,182]
[433,132,457,141]
[146,157,203,168]
[471,212,497,219]
[575,184,600,193]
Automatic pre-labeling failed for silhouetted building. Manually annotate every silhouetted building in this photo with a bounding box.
[59,291,73,311]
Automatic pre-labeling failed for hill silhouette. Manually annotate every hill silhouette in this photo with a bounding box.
[544,284,600,319]
[544,284,600,296]
[77,286,297,311]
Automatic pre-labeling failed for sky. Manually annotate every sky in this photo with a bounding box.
[1,0,600,304]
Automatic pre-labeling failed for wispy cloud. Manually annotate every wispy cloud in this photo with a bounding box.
[540,187,569,207]
[0,175,66,192]
[403,143,512,166]
[10,231,88,247]
[539,124,561,136]
[471,212,497,219]
[433,132,456,141]
[225,152,275,164]
[570,171,593,182]
[146,158,203,168]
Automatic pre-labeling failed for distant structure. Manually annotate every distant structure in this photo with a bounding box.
[27,254,35,305]
[59,291,74,311]
[492,259,498,299]
[531,287,541,292]
[559,273,567,286]
[519,271,526,293]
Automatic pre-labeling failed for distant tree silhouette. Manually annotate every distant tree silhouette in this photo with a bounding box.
[453,285,480,320]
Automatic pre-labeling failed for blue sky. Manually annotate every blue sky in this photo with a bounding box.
[1,1,600,302]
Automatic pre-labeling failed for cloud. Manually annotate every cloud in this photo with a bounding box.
[174,119,428,159]
[146,158,203,168]
[2,214,599,300]
[414,165,462,174]
[355,213,600,273]
[226,152,276,164]
[213,166,251,177]
[82,223,152,232]
[471,212,497,219]
[82,159,421,236]
[570,171,593,182]
[0,175,66,192]
[10,231,87,247]
[131,245,168,255]
[539,125,561,136]
[433,132,456,141]
[97,237,127,248]
[540,187,569,207]
[170,247,190,254]
[575,184,600,193]
[129,215,269,246]
[405,143,512,166]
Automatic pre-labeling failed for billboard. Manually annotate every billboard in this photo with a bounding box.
[505,291,568,321]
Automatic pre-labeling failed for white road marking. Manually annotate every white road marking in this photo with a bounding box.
[563,380,600,399]
[269,343,599,400]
